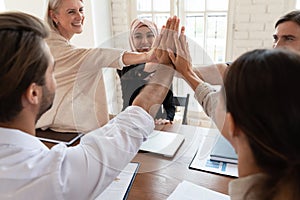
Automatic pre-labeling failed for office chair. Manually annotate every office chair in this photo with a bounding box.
[173,94,190,125]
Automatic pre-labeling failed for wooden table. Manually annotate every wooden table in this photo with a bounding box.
[128,124,234,200]
[42,123,234,200]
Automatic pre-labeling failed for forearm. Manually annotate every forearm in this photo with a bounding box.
[133,84,170,117]
[194,82,218,118]
[182,68,219,118]
[132,64,175,118]
[181,68,204,91]
[193,63,227,85]
[64,106,154,199]
[122,51,147,66]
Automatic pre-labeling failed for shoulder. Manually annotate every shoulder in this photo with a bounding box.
[229,173,269,200]
[47,30,68,43]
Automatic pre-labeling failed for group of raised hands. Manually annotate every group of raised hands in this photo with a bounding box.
[147,16,192,71]
[150,16,204,92]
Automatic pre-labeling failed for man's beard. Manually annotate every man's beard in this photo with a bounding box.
[36,85,55,123]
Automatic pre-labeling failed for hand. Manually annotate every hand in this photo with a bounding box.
[155,118,172,125]
[152,16,180,65]
[168,27,204,91]
[168,26,192,74]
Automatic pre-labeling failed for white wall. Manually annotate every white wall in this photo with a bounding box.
[91,0,123,115]
[227,0,296,60]
[3,0,47,19]
[0,0,5,11]
[3,0,95,47]
[91,0,112,47]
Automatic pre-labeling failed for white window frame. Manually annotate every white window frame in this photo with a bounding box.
[131,0,229,63]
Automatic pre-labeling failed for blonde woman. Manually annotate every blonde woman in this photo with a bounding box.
[37,0,155,133]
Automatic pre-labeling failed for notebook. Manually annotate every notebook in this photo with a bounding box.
[96,162,139,200]
[210,135,238,164]
[139,130,185,157]
[189,129,238,177]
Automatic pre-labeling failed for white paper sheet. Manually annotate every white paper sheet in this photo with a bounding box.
[167,180,230,200]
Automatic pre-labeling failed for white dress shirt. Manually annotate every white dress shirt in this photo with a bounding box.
[0,106,154,200]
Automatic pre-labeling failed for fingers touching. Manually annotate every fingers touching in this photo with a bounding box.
[152,16,191,67]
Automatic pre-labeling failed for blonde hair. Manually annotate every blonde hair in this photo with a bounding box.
[45,0,62,30]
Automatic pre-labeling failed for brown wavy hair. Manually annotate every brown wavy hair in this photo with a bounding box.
[0,12,49,122]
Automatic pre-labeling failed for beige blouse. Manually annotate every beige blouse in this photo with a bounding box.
[36,30,125,133]
[194,81,218,118]
[229,173,269,200]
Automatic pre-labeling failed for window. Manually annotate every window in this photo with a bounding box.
[133,0,229,116]
[134,0,229,64]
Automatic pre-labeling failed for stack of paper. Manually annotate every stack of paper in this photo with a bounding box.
[167,180,230,200]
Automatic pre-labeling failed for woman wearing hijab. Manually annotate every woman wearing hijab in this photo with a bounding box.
[117,19,176,124]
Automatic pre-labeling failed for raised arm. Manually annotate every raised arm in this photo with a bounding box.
[168,27,204,90]
[168,27,218,118]
[193,63,227,85]
[122,51,149,66]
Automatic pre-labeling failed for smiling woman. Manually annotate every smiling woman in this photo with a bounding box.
[47,0,85,40]
[117,18,176,125]
[36,0,156,133]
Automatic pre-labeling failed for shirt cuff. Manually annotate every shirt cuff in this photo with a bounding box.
[119,50,127,68]
[194,82,216,106]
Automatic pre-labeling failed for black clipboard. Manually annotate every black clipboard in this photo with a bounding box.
[36,129,83,146]
[123,162,140,200]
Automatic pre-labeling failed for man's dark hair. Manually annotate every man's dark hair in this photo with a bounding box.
[0,12,49,122]
[275,10,300,28]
